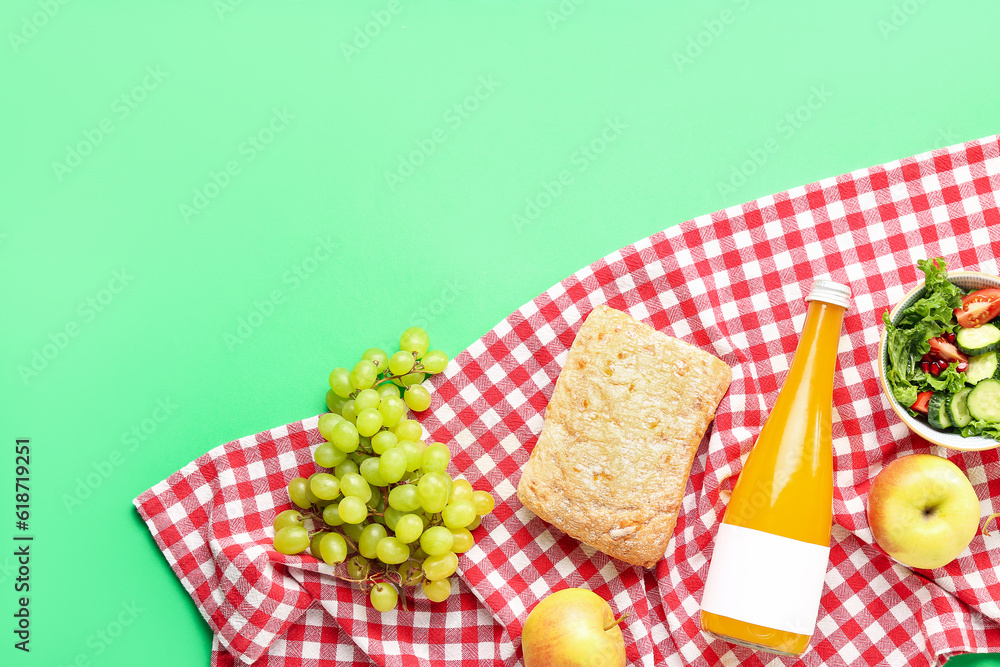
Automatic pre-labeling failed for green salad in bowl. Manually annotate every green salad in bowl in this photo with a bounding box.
[880,258,1000,448]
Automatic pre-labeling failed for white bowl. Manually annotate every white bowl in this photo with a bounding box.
[878,271,1000,451]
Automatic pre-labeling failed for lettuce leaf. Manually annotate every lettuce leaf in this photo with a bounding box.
[962,420,1000,439]
[882,257,966,413]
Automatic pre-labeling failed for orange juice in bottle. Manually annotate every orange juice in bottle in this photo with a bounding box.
[700,280,850,656]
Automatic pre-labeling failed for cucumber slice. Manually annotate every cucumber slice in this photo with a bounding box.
[947,387,974,428]
[956,323,1000,355]
[967,379,1000,422]
[927,392,952,430]
[966,352,999,385]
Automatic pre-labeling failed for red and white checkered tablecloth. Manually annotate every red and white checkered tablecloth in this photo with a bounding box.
[136,134,1000,667]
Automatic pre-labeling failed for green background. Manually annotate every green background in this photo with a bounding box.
[2,1,998,665]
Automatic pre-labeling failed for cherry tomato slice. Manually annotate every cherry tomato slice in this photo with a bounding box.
[910,390,933,414]
[955,289,1000,328]
[928,337,968,364]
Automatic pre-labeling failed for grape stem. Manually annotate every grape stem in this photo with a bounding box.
[348,354,428,400]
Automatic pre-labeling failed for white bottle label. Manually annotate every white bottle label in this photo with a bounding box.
[701,523,830,636]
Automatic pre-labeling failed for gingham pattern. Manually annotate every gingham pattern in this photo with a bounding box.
[136,134,1000,666]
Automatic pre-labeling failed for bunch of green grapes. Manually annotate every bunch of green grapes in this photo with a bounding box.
[270,326,496,612]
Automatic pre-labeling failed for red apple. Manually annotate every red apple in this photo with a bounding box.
[521,588,626,667]
[867,453,980,570]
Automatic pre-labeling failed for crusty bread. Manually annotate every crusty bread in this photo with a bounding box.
[516,305,732,568]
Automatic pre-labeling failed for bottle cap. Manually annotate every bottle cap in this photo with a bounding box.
[805,280,851,309]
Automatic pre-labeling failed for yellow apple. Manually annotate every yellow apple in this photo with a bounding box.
[521,588,626,667]
[867,453,980,569]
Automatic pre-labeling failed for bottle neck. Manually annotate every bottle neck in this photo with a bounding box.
[788,300,846,392]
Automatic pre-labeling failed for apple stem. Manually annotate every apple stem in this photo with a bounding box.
[983,512,1000,537]
[606,612,630,630]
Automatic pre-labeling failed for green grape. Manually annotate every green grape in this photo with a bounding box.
[340,400,357,424]
[304,475,322,505]
[355,408,384,437]
[377,382,400,399]
[393,419,423,442]
[347,555,369,579]
[378,447,407,484]
[398,561,424,586]
[340,473,372,502]
[354,388,380,412]
[449,528,474,553]
[378,396,407,428]
[472,490,496,515]
[383,507,404,531]
[422,577,451,602]
[400,372,425,386]
[328,367,353,398]
[318,412,343,441]
[400,326,430,358]
[388,484,421,512]
[359,457,388,487]
[309,532,325,559]
[367,486,383,511]
[314,442,345,468]
[273,509,303,532]
[310,473,341,501]
[288,477,311,509]
[335,460,359,477]
[338,496,368,524]
[422,442,451,474]
[422,552,458,581]
[322,503,344,526]
[350,360,378,390]
[361,347,389,371]
[273,525,310,555]
[317,445,349,470]
[411,547,428,561]
[467,515,482,530]
[417,473,450,513]
[442,499,477,529]
[371,430,398,455]
[320,532,348,565]
[343,521,364,542]
[420,526,455,556]
[331,420,360,452]
[388,350,415,376]
[421,350,449,374]
[375,536,410,565]
[450,479,474,503]
[398,440,424,472]
[404,385,432,412]
[394,514,423,544]
[326,390,348,414]
[370,582,398,612]
[359,523,388,559]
